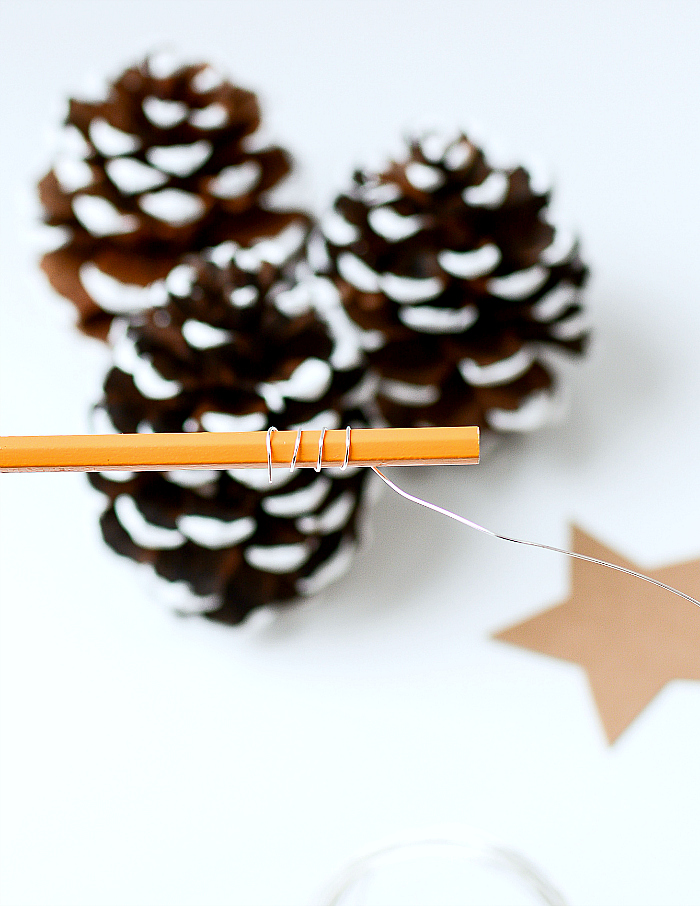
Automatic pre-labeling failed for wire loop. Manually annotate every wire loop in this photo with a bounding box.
[341,426,351,471]
[289,429,302,473]
[265,426,277,484]
[315,427,328,473]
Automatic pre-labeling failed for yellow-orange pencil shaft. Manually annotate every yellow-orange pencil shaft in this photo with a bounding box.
[0,427,479,473]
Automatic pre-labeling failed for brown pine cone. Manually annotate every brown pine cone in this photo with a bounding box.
[38,54,310,340]
[88,247,373,624]
[310,131,589,432]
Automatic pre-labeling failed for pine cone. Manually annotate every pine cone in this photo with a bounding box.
[38,54,310,340]
[311,132,589,432]
[88,247,372,624]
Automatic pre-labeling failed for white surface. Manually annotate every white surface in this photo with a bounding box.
[1,2,699,905]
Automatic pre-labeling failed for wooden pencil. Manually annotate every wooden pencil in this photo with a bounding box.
[0,426,480,473]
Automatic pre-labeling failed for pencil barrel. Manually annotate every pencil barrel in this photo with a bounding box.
[0,427,479,472]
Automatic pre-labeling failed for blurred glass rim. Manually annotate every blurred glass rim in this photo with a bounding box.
[312,825,567,906]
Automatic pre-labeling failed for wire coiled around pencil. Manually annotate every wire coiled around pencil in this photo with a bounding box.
[264,425,699,609]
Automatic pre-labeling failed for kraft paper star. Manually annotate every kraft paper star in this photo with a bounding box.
[494,526,700,743]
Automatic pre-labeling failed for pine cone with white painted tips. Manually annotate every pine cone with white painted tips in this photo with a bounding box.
[310,132,589,432]
[38,54,310,340]
[88,248,372,624]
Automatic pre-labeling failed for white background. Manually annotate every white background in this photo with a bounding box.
[1,2,699,904]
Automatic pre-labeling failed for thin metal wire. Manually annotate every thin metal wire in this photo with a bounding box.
[269,426,352,481]
[265,426,277,483]
[371,466,700,609]
[315,427,328,473]
[289,429,302,473]
[341,425,351,470]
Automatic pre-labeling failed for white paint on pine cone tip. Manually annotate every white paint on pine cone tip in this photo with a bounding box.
[443,140,475,171]
[337,253,380,293]
[89,119,141,156]
[437,244,501,279]
[524,158,552,196]
[114,495,185,550]
[262,477,332,518]
[32,224,71,254]
[229,285,258,308]
[297,538,356,596]
[142,97,189,128]
[550,311,589,341]
[531,283,579,322]
[420,132,456,163]
[98,470,136,483]
[379,273,444,303]
[73,72,111,104]
[164,469,219,488]
[487,265,549,300]
[541,229,577,266]
[182,319,232,349]
[459,346,535,387]
[146,141,212,177]
[137,421,155,433]
[235,222,306,270]
[462,171,509,208]
[358,328,386,352]
[53,157,93,192]
[189,103,228,129]
[142,568,219,614]
[307,233,331,272]
[165,263,197,297]
[340,372,379,409]
[177,514,256,549]
[404,161,445,192]
[379,379,440,406]
[357,181,402,206]
[139,189,206,225]
[208,161,261,198]
[106,157,168,194]
[486,389,555,432]
[368,207,424,242]
[297,490,356,535]
[321,211,360,246]
[80,263,167,313]
[291,410,341,431]
[273,284,312,317]
[258,358,333,411]
[72,195,139,236]
[191,66,224,93]
[227,466,294,491]
[242,126,274,153]
[59,125,91,159]
[112,332,182,400]
[147,50,184,80]
[206,241,237,268]
[244,542,312,574]
[326,316,364,371]
[200,411,267,433]
[398,304,478,334]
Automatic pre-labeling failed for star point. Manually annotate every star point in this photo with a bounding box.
[494,525,700,743]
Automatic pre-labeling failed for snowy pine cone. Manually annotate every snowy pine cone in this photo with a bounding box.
[38,54,309,340]
[310,132,589,432]
[88,246,372,624]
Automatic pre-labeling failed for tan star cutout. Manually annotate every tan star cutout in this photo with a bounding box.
[494,526,700,743]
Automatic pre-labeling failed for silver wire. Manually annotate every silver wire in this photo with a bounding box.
[341,426,351,470]
[315,427,328,473]
[265,426,277,484]
[371,466,700,609]
[289,429,302,473]
[270,426,352,480]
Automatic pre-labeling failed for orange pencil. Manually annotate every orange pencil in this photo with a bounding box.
[0,426,480,473]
